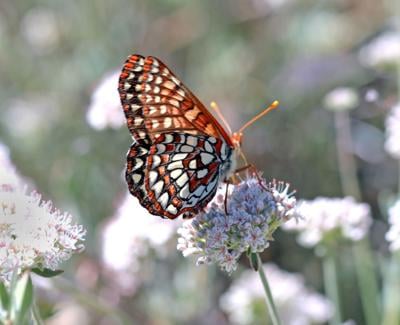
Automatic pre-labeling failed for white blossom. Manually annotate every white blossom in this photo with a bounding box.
[359,31,400,69]
[0,143,20,190]
[101,193,178,294]
[386,200,400,252]
[86,71,125,130]
[385,103,400,159]
[323,87,359,112]
[283,197,372,247]
[220,263,333,325]
[0,186,86,283]
[177,177,298,273]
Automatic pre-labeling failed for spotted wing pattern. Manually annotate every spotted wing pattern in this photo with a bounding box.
[118,54,235,219]
[118,54,232,144]
[126,133,234,219]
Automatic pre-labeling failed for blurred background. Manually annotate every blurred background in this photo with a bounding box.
[0,0,399,324]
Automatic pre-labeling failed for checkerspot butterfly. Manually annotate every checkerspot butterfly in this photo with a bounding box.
[118,54,278,219]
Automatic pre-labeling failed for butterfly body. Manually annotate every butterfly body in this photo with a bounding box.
[119,54,238,219]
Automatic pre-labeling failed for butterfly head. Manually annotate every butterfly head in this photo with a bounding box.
[231,132,243,148]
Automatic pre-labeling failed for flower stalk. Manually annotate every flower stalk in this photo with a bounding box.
[255,253,281,325]
[321,248,342,325]
[333,109,380,325]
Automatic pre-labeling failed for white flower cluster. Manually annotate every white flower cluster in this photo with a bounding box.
[359,31,400,69]
[385,103,400,159]
[220,263,333,325]
[102,193,178,294]
[0,142,86,283]
[86,70,125,130]
[386,200,400,252]
[177,178,297,273]
[283,197,372,247]
[0,188,86,282]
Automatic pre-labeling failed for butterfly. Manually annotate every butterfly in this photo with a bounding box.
[118,54,278,219]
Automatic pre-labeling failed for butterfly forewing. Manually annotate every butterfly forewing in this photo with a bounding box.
[118,54,232,142]
[119,54,235,219]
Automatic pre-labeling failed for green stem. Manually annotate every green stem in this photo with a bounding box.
[352,240,381,325]
[322,250,342,325]
[255,254,281,325]
[31,299,44,325]
[333,109,381,325]
[382,252,400,325]
[53,277,134,325]
[334,110,361,201]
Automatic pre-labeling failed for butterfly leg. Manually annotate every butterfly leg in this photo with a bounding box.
[234,164,269,191]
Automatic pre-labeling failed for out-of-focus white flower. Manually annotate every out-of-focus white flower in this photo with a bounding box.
[283,197,372,247]
[220,263,333,325]
[0,186,86,283]
[20,7,60,54]
[0,142,20,190]
[359,31,400,69]
[101,193,178,294]
[86,71,125,130]
[386,200,400,252]
[323,87,359,112]
[385,103,400,159]
[177,178,298,273]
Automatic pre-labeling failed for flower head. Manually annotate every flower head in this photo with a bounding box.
[359,31,400,70]
[386,200,400,252]
[101,193,178,294]
[283,197,372,247]
[177,177,297,273]
[385,103,400,160]
[220,263,333,325]
[86,70,125,130]
[0,186,86,282]
[323,87,359,112]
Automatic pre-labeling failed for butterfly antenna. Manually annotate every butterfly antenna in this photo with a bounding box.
[237,100,279,134]
[210,101,233,135]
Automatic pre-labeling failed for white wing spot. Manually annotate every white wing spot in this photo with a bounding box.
[166,204,177,215]
[132,173,142,184]
[159,192,169,209]
[152,155,161,168]
[180,145,194,153]
[149,171,158,186]
[124,82,131,90]
[164,117,172,128]
[156,144,166,153]
[189,160,197,169]
[153,180,164,198]
[200,153,214,165]
[197,169,208,178]
[170,169,183,179]
[176,173,189,187]
[167,161,184,170]
[164,134,174,143]
[204,141,213,153]
[208,137,217,144]
[179,185,190,199]
[172,153,188,161]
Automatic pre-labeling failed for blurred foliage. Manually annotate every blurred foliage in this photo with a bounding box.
[0,0,398,324]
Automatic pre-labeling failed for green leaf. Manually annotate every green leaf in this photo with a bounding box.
[0,281,10,311]
[11,272,33,325]
[31,268,64,278]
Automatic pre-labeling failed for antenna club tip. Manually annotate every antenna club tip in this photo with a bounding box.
[210,101,217,108]
[271,100,279,109]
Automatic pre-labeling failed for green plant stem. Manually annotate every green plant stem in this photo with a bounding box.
[334,111,361,200]
[382,252,400,325]
[322,251,342,325]
[352,240,380,325]
[53,277,133,325]
[255,254,281,325]
[31,299,44,325]
[333,109,380,325]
